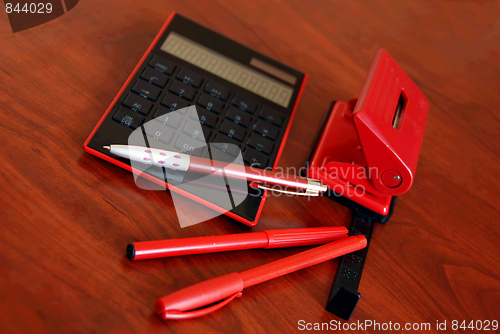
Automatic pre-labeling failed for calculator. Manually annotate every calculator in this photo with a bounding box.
[84,12,307,226]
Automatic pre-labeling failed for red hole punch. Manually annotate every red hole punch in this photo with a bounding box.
[306,49,429,217]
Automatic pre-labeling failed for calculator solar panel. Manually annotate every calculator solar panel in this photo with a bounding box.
[84,13,307,226]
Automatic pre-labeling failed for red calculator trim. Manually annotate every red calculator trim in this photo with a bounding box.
[83,12,307,226]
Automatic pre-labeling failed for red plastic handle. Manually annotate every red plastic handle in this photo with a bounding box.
[161,292,243,320]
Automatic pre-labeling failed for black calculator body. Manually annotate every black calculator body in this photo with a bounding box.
[84,12,307,226]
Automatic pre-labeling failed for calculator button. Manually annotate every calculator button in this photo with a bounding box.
[123,93,153,115]
[225,106,252,128]
[112,107,144,129]
[253,119,279,141]
[132,80,161,101]
[212,134,241,157]
[153,109,183,129]
[232,94,256,114]
[141,67,169,88]
[149,55,175,75]
[191,108,218,128]
[183,120,211,142]
[174,134,205,155]
[205,81,230,101]
[243,148,269,168]
[259,106,284,127]
[169,81,197,101]
[197,93,224,114]
[177,68,204,88]
[153,105,171,118]
[218,120,247,142]
[247,134,274,155]
[161,93,190,111]
[145,121,175,144]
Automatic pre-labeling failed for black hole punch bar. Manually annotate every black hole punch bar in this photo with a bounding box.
[392,93,406,130]
[325,210,374,320]
[324,195,396,320]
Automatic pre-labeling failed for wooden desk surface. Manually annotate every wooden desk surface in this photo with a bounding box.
[1,1,499,333]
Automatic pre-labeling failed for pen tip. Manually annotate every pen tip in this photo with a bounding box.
[103,146,111,151]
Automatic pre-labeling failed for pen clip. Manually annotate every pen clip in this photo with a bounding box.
[162,292,243,320]
[256,184,321,196]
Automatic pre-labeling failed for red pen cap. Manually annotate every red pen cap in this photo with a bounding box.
[263,227,347,248]
[155,273,244,320]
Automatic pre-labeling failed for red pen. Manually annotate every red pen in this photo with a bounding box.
[104,145,327,196]
[128,226,348,260]
[155,235,367,320]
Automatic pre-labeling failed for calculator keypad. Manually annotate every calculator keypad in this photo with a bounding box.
[232,94,256,114]
[169,80,197,101]
[145,121,175,144]
[154,109,183,129]
[243,148,269,168]
[259,106,284,127]
[247,134,274,155]
[197,93,224,114]
[212,134,241,157]
[183,120,211,142]
[149,55,176,75]
[177,68,204,88]
[205,81,230,101]
[219,120,246,142]
[123,93,153,115]
[225,107,251,128]
[161,93,190,111]
[132,80,161,101]
[174,134,205,155]
[110,54,290,171]
[141,67,169,88]
[113,107,144,129]
[253,119,279,141]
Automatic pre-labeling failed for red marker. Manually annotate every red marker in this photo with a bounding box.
[128,226,348,260]
[155,235,367,320]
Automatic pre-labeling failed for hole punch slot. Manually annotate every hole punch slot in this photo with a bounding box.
[392,93,406,130]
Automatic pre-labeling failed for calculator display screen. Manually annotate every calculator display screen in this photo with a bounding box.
[160,32,294,108]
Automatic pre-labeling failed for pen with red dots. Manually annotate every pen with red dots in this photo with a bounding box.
[103,145,327,196]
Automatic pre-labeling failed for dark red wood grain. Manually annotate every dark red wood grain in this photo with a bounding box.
[0,1,499,333]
